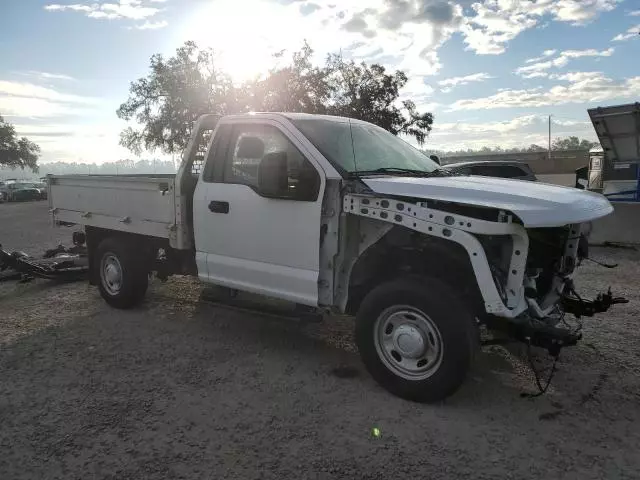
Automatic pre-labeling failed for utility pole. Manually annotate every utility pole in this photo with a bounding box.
[548,115,552,161]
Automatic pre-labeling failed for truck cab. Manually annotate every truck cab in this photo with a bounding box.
[48,112,623,403]
[188,114,339,307]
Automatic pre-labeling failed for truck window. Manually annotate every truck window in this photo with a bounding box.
[202,124,232,182]
[223,124,320,201]
[191,129,213,176]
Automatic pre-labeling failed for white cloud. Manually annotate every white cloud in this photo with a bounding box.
[0,81,97,104]
[134,20,168,29]
[0,80,99,118]
[44,4,91,13]
[515,47,614,78]
[462,0,620,55]
[11,122,132,163]
[449,72,640,111]
[45,1,163,21]
[524,49,557,63]
[612,24,640,41]
[436,115,544,135]
[630,10,640,16]
[16,71,75,81]
[0,96,95,118]
[428,114,596,151]
[439,72,492,88]
[377,2,464,75]
[550,0,620,24]
[461,2,538,55]
[437,72,492,92]
[0,74,126,162]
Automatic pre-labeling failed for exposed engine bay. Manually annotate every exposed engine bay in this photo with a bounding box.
[480,224,627,357]
[344,193,627,358]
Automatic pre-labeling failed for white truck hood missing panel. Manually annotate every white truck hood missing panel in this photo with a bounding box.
[363,175,613,228]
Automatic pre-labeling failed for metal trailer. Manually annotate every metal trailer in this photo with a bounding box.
[587,103,640,202]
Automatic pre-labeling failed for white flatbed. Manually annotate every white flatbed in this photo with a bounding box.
[49,174,178,240]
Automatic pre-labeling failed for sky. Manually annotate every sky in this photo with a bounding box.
[0,0,639,164]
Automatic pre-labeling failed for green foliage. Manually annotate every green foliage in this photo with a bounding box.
[117,41,434,154]
[248,42,332,114]
[325,54,433,145]
[552,136,598,151]
[429,138,596,157]
[117,41,238,155]
[0,115,40,172]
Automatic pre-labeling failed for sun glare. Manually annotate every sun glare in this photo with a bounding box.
[183,0,306,83]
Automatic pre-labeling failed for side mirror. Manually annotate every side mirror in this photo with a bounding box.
[429,154,441,165]
[258,152,289,198]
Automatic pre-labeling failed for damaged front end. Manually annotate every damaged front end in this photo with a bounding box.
[483,224,628,356]
[343,193,626,359]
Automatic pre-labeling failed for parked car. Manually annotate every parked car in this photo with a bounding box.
[444,160,538,181]
[48,113,621,403]
[34,182,48,199]
[5,182,43,202]
[0,189,7,203]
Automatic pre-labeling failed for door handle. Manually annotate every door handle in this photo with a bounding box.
[208,200,229,214]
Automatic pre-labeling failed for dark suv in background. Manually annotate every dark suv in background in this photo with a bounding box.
[443,160,538,182]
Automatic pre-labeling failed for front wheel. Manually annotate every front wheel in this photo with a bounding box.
[96,237,149,309]
[355,276,477,403]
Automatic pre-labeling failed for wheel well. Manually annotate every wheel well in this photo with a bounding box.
[345,226,484,316]
[85,227,168,285]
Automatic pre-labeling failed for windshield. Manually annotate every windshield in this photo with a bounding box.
[291,118,440,175]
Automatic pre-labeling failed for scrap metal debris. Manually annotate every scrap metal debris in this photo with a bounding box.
[0,231,88,283]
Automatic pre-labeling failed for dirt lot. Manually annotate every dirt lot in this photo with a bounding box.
[1,201,639,479]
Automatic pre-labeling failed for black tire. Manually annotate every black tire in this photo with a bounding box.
[96,237,148,309]
[355,276,477,403]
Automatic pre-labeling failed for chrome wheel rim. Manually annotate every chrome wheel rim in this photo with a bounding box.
[374,305,443,380]
[100,254,123,296]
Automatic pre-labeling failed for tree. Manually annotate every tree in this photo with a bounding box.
[430,138,597,157]
[117,41,238,155]
[526,144,546,152]
[552,136,597,151]
[0,115,40,172]
[246,42,332,115]
[118,41,434,154]
[325,54,433,144]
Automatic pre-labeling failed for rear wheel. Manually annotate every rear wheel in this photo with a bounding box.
[355,276,477,403]
[96,237,148,309]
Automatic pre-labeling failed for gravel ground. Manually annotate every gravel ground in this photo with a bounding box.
[1,201,639,479]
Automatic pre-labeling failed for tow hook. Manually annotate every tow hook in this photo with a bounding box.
[561,281,628,318]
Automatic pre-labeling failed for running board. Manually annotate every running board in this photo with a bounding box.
[200,286,324,323]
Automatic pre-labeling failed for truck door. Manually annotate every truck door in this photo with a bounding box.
[193,120,324,306]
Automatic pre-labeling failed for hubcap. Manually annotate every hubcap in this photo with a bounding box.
[374,306,443,380]
[394,324,426,358]
[100,254,123,296]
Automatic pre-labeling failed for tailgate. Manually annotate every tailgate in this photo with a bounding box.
[48,175,177,239]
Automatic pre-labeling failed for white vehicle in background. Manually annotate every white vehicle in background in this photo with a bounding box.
[47,113,625,402]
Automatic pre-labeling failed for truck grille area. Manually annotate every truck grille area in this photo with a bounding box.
[526,226,571,298]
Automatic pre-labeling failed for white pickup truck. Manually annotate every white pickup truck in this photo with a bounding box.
[48,113,623,402]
